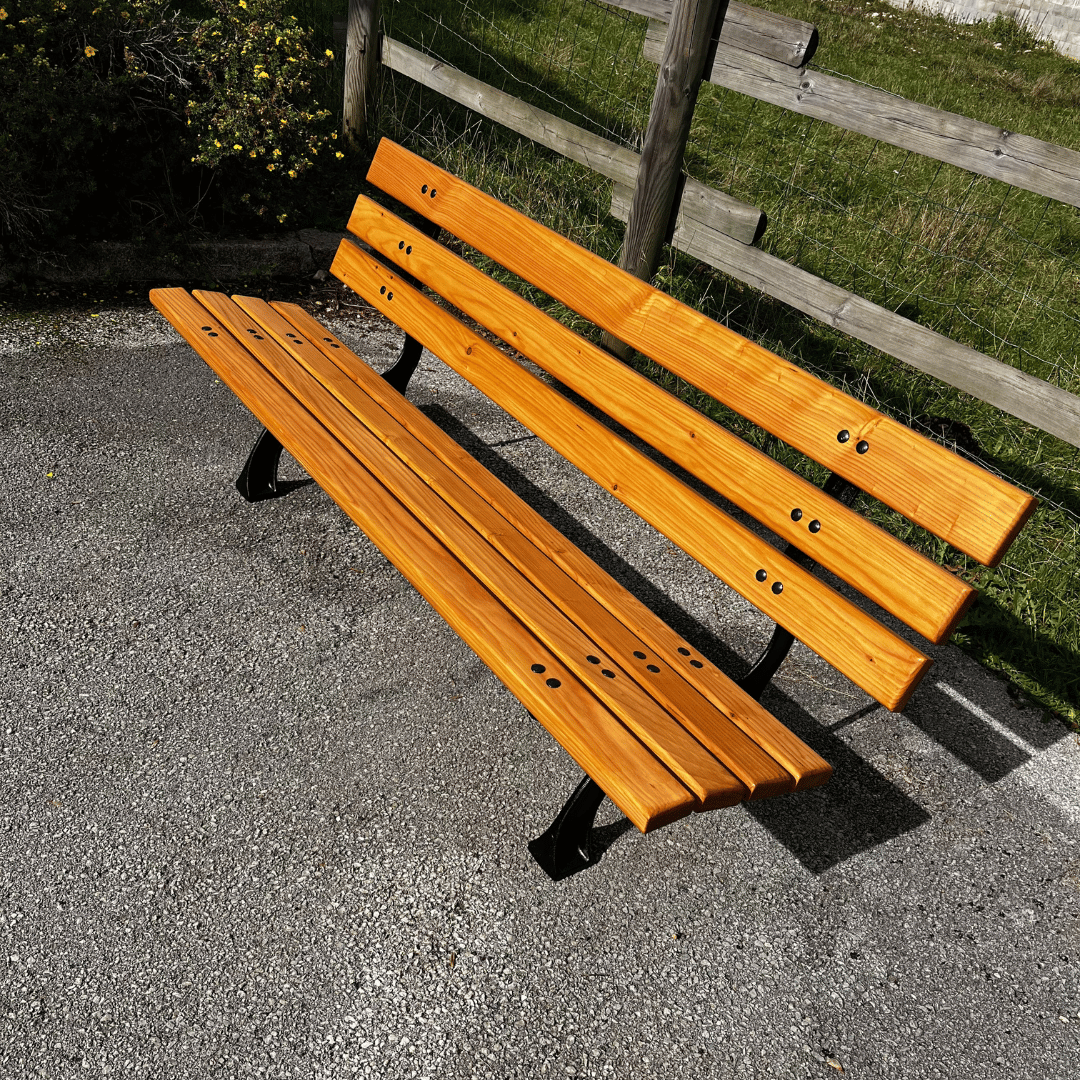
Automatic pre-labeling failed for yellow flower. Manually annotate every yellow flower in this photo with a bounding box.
[277,213,288,223]
[0,9,8,20]
[84,45,97,58]
[335,151,344,159]
[233,143,242,150]
[214,139,221,147]
[257,70,269,79]
[249,151,256,158]
[324,49,333,59]
[272,148,281,158]
[238,0,246,7]
[266,163,276,172]
[288,169,297,179]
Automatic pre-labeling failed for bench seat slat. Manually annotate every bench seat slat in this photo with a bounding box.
[331,241,933,712]
[271,301,832,792]
[247,297,805,801]
[150,287,699,833]
[187,288,751,813]
[366,139,1037,569]
[347,194,976,646]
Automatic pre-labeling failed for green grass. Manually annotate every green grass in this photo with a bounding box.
[290,0,1080,726]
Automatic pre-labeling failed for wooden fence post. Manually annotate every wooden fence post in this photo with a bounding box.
[344,0,380,149]
[604,0,727,358]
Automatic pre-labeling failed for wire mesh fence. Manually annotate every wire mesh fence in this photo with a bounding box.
[372,0,1079,716]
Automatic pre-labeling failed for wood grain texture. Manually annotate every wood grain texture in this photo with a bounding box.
[606,0,818,66]
[643,24,1080,209]
[366,140,1037,567]
[226,294,773,806]
[150,287,699,832]
[331,240,933,711]
[610,182,1080,450]
[192,288,746,812]
[617,0,726,284]
[348,193,974,645]
[271,301,832,792]
[380,36,765,246]
[343,0,378,148]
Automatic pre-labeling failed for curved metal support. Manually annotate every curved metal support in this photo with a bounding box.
[235,427,284,502]
[381,334,424,394]
[737,624,796,700]
[528,775,607,881]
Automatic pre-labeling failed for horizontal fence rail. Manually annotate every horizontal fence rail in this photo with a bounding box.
[381,35,767,245]
[607,0,818,66]
[643,20,1080,209]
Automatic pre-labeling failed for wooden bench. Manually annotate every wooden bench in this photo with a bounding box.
[150,138,1036,879]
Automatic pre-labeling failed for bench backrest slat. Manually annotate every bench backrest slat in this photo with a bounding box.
[366,139,1037,568]
[346,193,976,646]
[331,239,933,712]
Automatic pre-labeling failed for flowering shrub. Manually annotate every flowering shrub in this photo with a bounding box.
[185,0,343,224]
[0,0,347,245]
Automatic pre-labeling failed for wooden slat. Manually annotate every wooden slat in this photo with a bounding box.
[347,193,975,645]
[380,36,766,246]
[244,296,801,800]
[605,0,819,67]
[270,301,833,792]
[149,287,695,832]
[190,288,745,812]
[610,182,1080,450]
[331,240,933,711]
[643,22,1080,210]
[365,139,1037,567]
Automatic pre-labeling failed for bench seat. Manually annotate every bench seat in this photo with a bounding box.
[150,286,832,838]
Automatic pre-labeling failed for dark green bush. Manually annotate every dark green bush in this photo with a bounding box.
[0,0,346,247]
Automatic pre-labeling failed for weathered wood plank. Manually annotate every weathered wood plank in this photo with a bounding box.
[380,35,765,245]
[150,286,697,833]
[332,236,935,711]
[610,183,1080,449]
[367,140,1037,568]
[606,0,818,66]
[616,0,727,297]
[644,23,1080,208]
[343,0,379,148]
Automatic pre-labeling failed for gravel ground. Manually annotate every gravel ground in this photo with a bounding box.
[1,295,1078,1080]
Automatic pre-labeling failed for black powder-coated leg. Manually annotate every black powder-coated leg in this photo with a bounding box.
[235,427,284,502]
[381,334,425,394]
[736,471,862,699]
[529,775,607,881]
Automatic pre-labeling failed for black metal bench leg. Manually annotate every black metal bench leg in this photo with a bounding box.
[381,334,425,394]
[529,775,607,881]
[235,427,284,502]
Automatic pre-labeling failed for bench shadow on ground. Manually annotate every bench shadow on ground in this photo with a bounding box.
[425,405,975,875]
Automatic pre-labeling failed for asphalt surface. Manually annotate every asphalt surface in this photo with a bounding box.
[2,293,1078,1079]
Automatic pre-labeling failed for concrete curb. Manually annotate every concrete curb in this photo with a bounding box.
[0,229,349,288]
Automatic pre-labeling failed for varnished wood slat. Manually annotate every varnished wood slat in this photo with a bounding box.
[331,241,932,712]
[191,289,746,811]
[149,287,694,832]
[272,300,832,791]
[347,194,976,646]
[273,300,832,791]
[241,295,797,801]
[365,139,1037,568]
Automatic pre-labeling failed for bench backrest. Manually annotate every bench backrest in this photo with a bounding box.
[331,138,1037,711]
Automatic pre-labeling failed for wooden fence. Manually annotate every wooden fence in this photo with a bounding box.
[345,0,1080,448]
